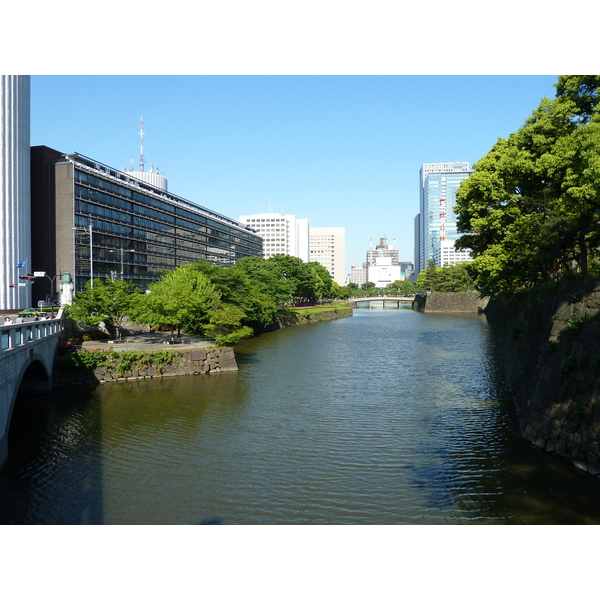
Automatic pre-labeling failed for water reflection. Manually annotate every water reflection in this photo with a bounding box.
[1,309,600,524]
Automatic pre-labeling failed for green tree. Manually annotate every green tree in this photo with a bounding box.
[454,75,600,295]
[192,261,279,327]
[203,304,253,346]
[236,256,296,306]
[131,264,220,338]
[69,277,140,340]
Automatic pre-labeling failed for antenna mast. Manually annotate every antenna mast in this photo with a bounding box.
[139,116,145,172]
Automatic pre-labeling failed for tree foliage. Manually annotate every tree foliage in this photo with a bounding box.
[130,264,220,337]
[415,259,474,293]
[68,277,141,339]
[454,75,600,295]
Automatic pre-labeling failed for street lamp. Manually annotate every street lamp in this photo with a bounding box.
[109,247,124,277]
[109,247,134,278]
[72,224,94,288]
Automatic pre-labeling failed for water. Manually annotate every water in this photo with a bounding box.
[2,308,600,524]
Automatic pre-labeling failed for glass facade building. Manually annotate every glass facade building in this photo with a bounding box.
[31,147,263,299]
[417,162,472,274]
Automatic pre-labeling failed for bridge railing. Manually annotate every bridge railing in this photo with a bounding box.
[1,312,64,351]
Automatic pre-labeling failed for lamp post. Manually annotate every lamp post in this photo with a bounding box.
[72,224,94,288]
[109,247,124,277]
[109,247,134,278]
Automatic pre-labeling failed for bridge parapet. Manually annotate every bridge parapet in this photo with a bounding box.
[1,311,65,469]
[1,317,63,351]
[347,296,414,308]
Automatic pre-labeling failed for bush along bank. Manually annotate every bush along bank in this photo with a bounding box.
[486,280,600,476]
[54,346,237,386]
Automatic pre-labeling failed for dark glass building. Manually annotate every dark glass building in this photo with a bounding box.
[30,146,263,302]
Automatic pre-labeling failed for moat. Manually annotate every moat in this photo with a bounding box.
[2,308,600,524]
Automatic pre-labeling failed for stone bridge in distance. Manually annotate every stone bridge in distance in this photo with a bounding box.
[0,315,64,468]
[347,296,414,309]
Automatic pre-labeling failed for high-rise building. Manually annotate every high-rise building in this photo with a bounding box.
[367,236,399,267]
[0,75,30,310]
[416,162,472,274]
[348,265,367,287]
[366,236,401,288]
[30,146,263,300]
[238,212,310,262]
[309,227,345,286]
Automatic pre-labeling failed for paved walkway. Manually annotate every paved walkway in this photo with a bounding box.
[81,331,215,352]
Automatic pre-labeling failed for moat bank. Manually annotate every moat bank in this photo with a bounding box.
[486,280,600,476]
[54,307,352,386]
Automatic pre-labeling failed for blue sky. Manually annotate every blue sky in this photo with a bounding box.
[31,75,559,273]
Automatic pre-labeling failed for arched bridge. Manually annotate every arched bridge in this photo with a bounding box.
[0,314,64,468]
[348,296,414,309]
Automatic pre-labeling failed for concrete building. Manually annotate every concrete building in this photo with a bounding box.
[347,265,367,287]
[0,76,31,310]
[309,227,345,286]
[368,256,401,289]
[367,236,398,268]
[30,146,263,302]
[366,237,401,288]
[416,162,472,274]
[238,212,310,262]
[434,238,472,267]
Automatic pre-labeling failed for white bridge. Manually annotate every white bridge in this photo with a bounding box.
[347,296,414,309]
[0,314,64,468]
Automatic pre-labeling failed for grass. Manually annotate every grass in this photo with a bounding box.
[286,302,350,316]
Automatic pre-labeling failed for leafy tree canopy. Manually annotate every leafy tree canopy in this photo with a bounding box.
[68,277,141,339]
[130,264,220,337]
[454,75,600,295]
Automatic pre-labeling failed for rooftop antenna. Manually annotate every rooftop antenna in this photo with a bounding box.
[139,116,145,172]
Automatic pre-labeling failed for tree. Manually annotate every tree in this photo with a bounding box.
[415,260,474,293]
[192,260,279,327]
[454,75,600,295]
[236,256,296,306]
[203,304,253,346]
[385,279,416,296]
[68,277,140,340]
[131,264,220,338]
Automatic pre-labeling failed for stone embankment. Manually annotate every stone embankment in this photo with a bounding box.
[277,307,352,327]
[486,280,600,476]
[412,292,489,313]
[54,346,237,386]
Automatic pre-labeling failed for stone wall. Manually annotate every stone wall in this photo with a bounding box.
[412,292,489,313]
[486,280,600,475]
[53,346,237,386]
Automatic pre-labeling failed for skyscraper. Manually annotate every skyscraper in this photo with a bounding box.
[416,162,472,274]
[310,227,345,286]
[238,212,310,262]
[0,76,30,310]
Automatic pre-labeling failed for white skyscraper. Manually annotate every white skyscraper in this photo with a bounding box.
[310,227,345,286]
[0,76,31,310]
[238,212,310,262]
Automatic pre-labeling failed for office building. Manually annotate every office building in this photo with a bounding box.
[416,162,472,274]
[348,266,367,287]
[366,237,401,288]
[0,75,30,310]
[435,238,472,267]
[238,212,310,262]
[309,227,345,286]
[30,146,264,301]
[367,236,398,268]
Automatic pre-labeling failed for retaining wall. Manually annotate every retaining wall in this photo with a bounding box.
[412,292,489,313]
[486,280,600,475]
[54,346,237,386]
